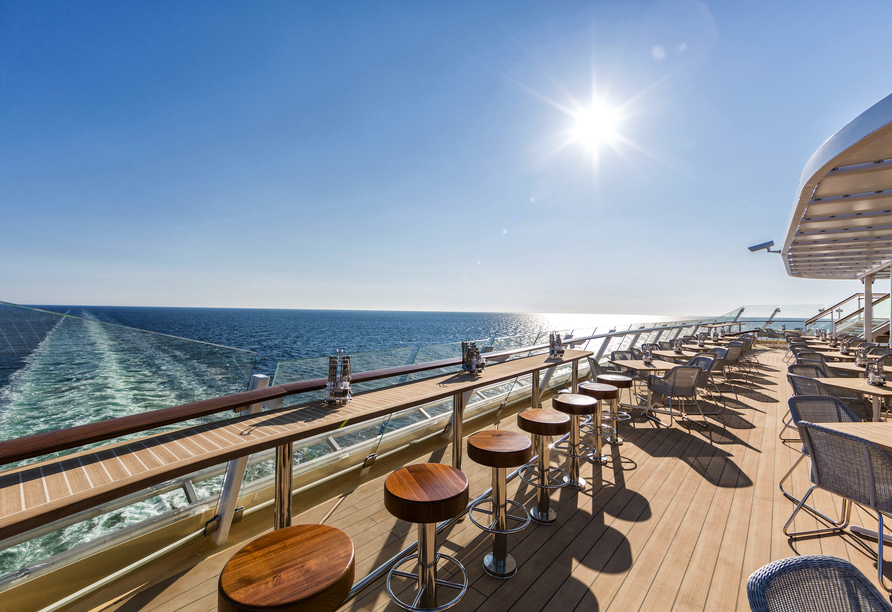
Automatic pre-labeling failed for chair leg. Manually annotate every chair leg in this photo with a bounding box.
[779,410,799,442]
[784,487,851,537]
[779,454,848,526]
[878,511,892,592]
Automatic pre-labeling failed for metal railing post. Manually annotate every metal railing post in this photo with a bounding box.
[452,392,465,469]
[211,374,270,545]
[274,441,293,529]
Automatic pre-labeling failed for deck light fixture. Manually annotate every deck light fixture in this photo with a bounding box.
[324,350,352,405]
[748,240,781,253]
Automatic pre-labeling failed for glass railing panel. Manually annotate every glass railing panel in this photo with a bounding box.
[272,347,416,405]
[601,326,631,360]
[405,341,462,382]
[491,332,545,356]
[0,303,257,467]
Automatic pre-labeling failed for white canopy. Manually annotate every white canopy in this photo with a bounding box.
[783,93,892,280]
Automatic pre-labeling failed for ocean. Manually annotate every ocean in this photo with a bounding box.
[0,304,680,575]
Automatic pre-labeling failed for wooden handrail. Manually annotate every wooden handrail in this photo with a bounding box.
[0,356,471,466]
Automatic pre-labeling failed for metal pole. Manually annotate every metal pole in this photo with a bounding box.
[572,359,579,392]
[865,275,874,342]
[417,522,437,608]
[567,415,585,489]
[531,369,540,409]
[274,442,293,529]
[533,435,556,524]
[484,467,515,578]
[212,374,269,544]
[452,392,464,470]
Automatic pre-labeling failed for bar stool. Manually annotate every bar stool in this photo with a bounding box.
[218,524,354,612]
[384,463,470,611]
[516,408,571,524]
[596,374,633,445]
[577,382,617,465]
[467,430,533,579]
[551,393,598,489]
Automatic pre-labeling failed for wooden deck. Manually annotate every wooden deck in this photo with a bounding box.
[75,348,892,612]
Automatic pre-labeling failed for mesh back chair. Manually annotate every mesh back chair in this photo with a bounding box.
[780,396,862,525]
[707,347,735,404]
[795,350,826,364]
[786,374,872,422]
[685,355,721,415]
[610,350,639,379]
[586,356,623,379]
[629,347,643,360]
[785,422,892,591]
[747,555,892,612]
[658,341,673,350]
[645,366,706,427]
[785,339,809,363]
[724,343,749,383]
[868,347,892,358]
[788,364,829,379]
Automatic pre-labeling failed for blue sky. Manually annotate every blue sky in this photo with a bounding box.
[2,1,890,315]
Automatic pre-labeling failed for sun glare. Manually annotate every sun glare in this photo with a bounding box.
[571,103,620,149]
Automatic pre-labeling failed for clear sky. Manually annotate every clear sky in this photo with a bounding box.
[2,1,890,315]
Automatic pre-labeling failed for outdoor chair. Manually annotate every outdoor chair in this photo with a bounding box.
[786,374,872,422]
[707,347,735,404]
[685,355,721,414]
[645,366,706,427]
[785,422,892,592]
[747,555,892,612]
[586,356,623,379]
[629,347,642,360]
[723,342,749,383]
[658,341,673,350]
[780,396,862,525]
[788,363,829,379]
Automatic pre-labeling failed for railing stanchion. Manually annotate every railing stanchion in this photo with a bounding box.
[452,392,464,469]
[531,369,540,409]
[274,442,293,529]
[211,374,270,545]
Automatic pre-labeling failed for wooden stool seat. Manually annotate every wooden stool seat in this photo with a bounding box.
[384,463,469,524]
[596,374,633,389]
[218,524,355,612]
[467,430,533,468]
[517,409,571,437]
[552,393,597,415]
[578,382,618,401]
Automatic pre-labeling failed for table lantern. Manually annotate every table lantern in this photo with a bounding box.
[462,340,486,375]
[324,350,353,405]
[642,344,654,365]
[855,346,868,367]
[868,359,886,386]
[673,338,684,353]
[548,332,565,358]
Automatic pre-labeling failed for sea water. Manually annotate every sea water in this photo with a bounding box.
[0,305,677,576]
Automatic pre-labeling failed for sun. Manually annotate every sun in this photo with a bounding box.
[571,102,620,149]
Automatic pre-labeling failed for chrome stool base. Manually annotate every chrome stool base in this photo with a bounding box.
[387,552,468,612]
[468,498,531,534]
[530,507,558,525]
[483,552,517,579]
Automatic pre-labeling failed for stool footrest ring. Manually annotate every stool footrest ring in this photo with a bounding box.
[387,552,468,612]
[518,464,570,489]
[552,439,595,459]
[468,498,531,534]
